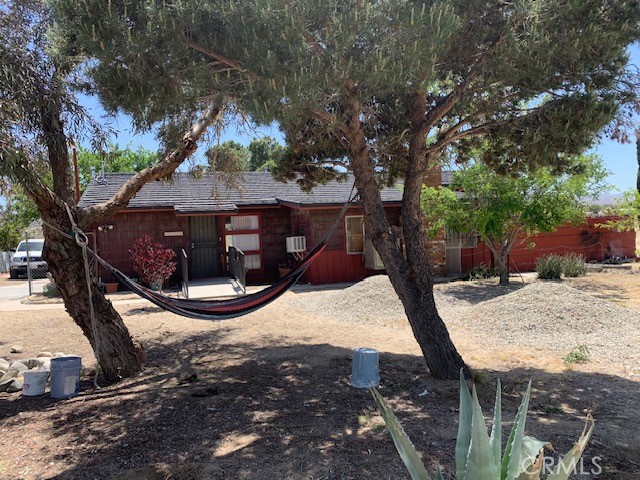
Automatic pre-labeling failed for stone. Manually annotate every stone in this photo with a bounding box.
[53,352,66,357]
[9,361,28,373]
[9,345,23,354]
[37,351,53,358]
[0,358,9,371]
[36,357,51,369]
[0,369,17,385]
[5,379,23,393]
[21,358,44,369]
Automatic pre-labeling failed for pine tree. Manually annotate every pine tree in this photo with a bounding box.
[51,0,640,378]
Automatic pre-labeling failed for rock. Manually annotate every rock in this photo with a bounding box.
[21,358,44,369]
[10,345,24,354]
[9,361,28,373]
[36,357,51,369]
[53,352,66,357]
[37,351,53,358]
[0,358,9,371]
[5,379,23,393]
[0,369,17,385]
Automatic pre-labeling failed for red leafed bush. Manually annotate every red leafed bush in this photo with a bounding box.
[130,235,177,289]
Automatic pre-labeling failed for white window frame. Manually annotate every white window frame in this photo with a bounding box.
[345,215,364,255]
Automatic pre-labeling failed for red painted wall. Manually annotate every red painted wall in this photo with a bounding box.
[460,217,636,273]
[297,206,403,284]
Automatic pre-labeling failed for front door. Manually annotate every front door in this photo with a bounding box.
[189,216,219,278]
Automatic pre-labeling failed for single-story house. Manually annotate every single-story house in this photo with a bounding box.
[79,172,636,286]
[79,172,447,286]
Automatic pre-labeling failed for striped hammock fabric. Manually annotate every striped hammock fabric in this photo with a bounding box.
[97,237,328,320]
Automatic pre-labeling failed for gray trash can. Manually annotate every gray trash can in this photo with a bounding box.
[351,347,380,388]
[50,356,82,399]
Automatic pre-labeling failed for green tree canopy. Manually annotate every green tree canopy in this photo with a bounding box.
[422,155,609,284]
[53,0,640,378]
[75,144,159,191]
[247,136,285,172]
[205,140,249,172]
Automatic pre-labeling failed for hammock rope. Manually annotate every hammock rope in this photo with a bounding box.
[45,184,358,321]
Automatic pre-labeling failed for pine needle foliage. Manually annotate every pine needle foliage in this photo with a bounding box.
[51,0,640,186]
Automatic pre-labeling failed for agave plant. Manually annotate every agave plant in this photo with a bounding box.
[371,373,594,480]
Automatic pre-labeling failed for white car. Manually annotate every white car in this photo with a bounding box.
[9,239,48,279]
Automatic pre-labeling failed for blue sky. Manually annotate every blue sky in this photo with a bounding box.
[79,45,640,193]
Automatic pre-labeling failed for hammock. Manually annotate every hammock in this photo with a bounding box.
[95,241,326,320]
[90,188,356,320]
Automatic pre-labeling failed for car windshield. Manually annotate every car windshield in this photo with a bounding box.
[16,240,44,252]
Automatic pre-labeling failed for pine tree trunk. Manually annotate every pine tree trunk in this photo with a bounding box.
[361,182,470,379]
[42,213,142,382]
[343,89,470,379]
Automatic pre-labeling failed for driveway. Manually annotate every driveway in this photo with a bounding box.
[0,274,47,301]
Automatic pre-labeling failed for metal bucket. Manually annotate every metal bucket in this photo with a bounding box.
[49,356,82,399]
[351,347,380,388]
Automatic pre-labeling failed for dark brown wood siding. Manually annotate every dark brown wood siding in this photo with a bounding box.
[95,210,189,283]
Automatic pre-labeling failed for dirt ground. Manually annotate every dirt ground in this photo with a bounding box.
[0,270,639,480]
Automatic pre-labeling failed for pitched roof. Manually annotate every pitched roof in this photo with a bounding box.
[78,172,404,213]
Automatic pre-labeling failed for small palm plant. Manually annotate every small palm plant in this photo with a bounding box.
[372,373,594,480]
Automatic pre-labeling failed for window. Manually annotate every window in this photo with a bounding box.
[345,215,364,254]
[224,215,262,270]
[445,228,478,248]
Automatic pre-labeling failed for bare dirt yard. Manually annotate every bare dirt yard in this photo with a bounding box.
[0,270,639,479]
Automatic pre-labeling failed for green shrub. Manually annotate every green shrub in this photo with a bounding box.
[536,254,564,279]
[563,345,590,364]
[562,253,587,277]
[372,373,594,480]
[462,263,499,281]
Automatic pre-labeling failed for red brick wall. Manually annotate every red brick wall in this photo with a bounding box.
[460,217,637,273]
[425,167,446,276]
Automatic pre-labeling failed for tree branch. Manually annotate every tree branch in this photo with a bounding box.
[78,100,225,229]
[426,122,493,154]
[423,35,505,132]
[182,37,259,80]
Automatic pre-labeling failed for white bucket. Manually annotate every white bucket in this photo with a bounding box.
[23,370,49,396]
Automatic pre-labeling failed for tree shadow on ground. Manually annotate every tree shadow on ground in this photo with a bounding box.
[436,281,526,305]
[1,331,638,479]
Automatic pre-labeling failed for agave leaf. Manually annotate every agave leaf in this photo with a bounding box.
[514,448,544,480]
[466,385,499,479]
[546,415,595,480]
[489,379,502,472]
[436,465,444,480]
[520,437,551,466]
[456,371,473,480]
[371,388,432,480]
[501,381,532,480]
[514,436,550,479]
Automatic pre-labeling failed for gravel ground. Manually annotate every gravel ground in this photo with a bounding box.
[292,275,640,369]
